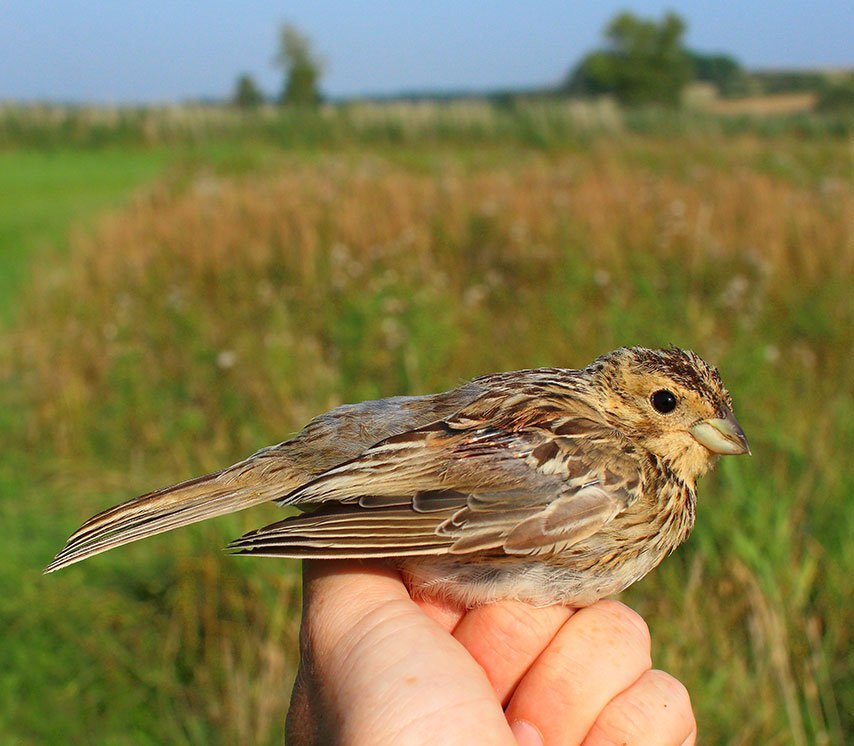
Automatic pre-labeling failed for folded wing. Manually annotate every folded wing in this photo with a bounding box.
[228,415,643,559]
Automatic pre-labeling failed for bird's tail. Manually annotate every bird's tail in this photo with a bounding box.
[45,454,299,573]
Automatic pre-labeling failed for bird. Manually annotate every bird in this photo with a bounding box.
[46,346,750,607]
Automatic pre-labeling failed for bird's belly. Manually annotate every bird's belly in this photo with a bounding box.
[398,550,665,608]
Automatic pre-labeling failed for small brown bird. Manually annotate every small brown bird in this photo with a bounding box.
[47,346,749,607]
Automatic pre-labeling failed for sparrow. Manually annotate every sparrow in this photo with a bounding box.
[46,346,750,607]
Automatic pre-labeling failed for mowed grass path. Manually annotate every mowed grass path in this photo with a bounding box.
[0,149,169,321]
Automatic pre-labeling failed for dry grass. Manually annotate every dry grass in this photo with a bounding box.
[19,142,851,456]
[708,93,818,116]
[4,133,851,744]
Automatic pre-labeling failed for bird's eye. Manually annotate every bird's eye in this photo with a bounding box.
[651,389,678,414]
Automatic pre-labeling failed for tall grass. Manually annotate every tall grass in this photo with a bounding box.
[2,130,851,743]
[1,99,850,150]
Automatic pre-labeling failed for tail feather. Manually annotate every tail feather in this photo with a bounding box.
[45,459,297,573]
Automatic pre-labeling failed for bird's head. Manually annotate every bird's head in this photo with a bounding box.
[587,346,750,483]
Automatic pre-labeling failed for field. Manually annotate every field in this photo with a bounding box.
[1,104,851,744]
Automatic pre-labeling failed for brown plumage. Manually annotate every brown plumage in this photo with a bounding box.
[46,346,750,607]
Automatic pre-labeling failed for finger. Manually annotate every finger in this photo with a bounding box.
[582,669,696,746]
[300,557,410,638]
[413,594,467,632]
[505,600,652,746]
[285,664,321,746]
[298,560,513,745]
[453,601,574,704]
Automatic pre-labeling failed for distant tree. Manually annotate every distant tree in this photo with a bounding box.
[565,11,692,106]
[688,52,748,97]
[750,70,828,95]
[273,24,324,106]
[232,73,265,108]
[815,74,854,113]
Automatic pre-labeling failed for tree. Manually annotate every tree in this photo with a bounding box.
[816,73,854,113]
[565,11,692,106]
[231,73,264,108]
[688,52,748,97]
[273,24,324,106]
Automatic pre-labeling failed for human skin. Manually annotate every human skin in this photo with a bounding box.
[286,560,697,745]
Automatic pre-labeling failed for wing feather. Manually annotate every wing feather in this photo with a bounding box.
[231,413,643,561]
[228,506,455,558]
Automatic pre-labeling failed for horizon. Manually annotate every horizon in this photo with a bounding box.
[4,58,853,106]
[2,2,853,105]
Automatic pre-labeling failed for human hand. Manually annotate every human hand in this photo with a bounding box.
[286,561,696,745]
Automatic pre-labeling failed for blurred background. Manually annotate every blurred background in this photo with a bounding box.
[1,2,851,743]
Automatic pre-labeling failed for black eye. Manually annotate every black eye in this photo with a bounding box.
[651,389,678,414]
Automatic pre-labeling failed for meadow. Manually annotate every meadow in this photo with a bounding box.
[0,103,850,744]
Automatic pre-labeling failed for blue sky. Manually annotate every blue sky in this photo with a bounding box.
[2,1,851,103]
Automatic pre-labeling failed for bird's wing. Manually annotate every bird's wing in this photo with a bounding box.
[228,413,643,559]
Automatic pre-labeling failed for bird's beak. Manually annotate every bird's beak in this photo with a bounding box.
[690,408,751,455]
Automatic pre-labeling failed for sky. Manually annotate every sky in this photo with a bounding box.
[2,1,852,104]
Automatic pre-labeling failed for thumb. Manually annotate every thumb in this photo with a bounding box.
[294,560,513,745]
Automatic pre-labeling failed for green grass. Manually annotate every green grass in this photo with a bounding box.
[0,145,178,744]
[0,149,170,322]
[1,111,851,744]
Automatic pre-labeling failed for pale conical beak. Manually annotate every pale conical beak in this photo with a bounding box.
[690,408,751,455]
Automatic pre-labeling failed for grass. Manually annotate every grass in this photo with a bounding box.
[0,149,170,323]
[1,109,851,744]
[1,99,851,151]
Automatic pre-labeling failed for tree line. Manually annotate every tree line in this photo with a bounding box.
[235,13,852,111]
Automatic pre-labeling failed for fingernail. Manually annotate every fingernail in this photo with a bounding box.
[510,719,543,746]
